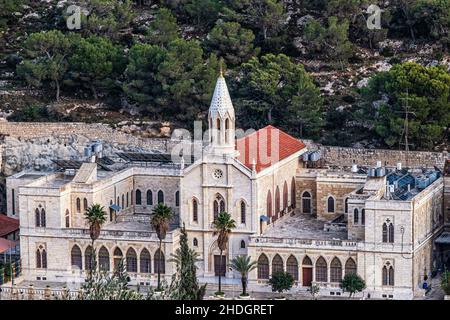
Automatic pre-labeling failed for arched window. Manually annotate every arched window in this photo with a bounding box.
[140,249,151,274]
[240,240,246,249]
[65,209,70,228]
[382,223,388,242]
[291,177,296,208]
[113,247,123,272]
[287,255,299,281]
[213,195,225,220]
[382,264,394,286]
[40,209,46,227]
[147,190,153,205]
[36,246,47,269]
[157,190,164,204]
[257,254,269,279]
[71,245,82,270]
[35,208,40,227]
[283,181,288,211]
[345,198,349,213]
[315,257,328,282]
[99,246,110,271]
[225,118,229,143]
[240,201,246,224]
[388,223,394,243]
[275,186,280,219]
[354,208,359,224]
[83,198,88,212]
[302,191,312,214]
[136,189,142,205]
[272,254,283,273]
[154,249,165,274]
[383,222,394,243]
[121,195,125,209]
[126,248,137,273]
[267,190,272,223]
[330,257,342,283]
[85,246,93,270]
[126,192,129,208]
[344,258,357,275]
[361,209,365,225]
[109,200,114,222]
[117,196,120,206]
[327,196,335,213]
[302,256,313,266]
[175,191,180,207]
[192,198,198,222]
[76,198,81,213]
[193,238,198,247]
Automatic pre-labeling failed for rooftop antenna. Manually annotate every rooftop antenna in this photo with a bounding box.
[398,90,415,168]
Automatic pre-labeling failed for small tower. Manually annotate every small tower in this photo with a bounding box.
[207,67,236,155]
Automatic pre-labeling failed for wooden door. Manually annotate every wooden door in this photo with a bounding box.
[302,267,313,287]
[214,255,226,276]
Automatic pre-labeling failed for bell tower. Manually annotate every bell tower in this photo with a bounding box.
[207,68,236,156]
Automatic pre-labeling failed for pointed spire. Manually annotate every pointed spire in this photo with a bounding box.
[209,70,234,119]
[219,58,224,78]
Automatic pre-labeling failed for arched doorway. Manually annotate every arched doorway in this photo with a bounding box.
[209,241,226,277]
[302,256,313,287]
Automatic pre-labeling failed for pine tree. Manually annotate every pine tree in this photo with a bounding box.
[169,224,206,300]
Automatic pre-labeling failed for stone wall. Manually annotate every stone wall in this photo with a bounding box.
[318,145,448,169]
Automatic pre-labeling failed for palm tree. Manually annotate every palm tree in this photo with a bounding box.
[212,211,236,295]
[151,203,173,291]
[84,203,107,278]
[84,204,107,248]
[229,255,256,297]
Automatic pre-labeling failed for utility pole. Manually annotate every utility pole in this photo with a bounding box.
[398,90,415,167]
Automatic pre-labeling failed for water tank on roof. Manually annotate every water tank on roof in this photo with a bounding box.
[309,150,321,161]
[368,168,376,177]
[376,161,382,168]
[376,167,385,177]
[351,164,358,173]
[84,147,92,157]
[302,152,310,162]
[397,162,402,171]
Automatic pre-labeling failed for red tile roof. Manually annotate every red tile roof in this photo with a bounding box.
[236,125,306,173]
[0,214,19,237]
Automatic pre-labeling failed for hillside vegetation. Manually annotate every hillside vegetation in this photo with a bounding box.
[0,0,449,150]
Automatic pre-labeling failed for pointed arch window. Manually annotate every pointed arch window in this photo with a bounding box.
[225,118,229,143]
[291,177,296,208]
[344,258,357,275]
[36,208,46,227]
[287,255,299,281]
[257,254,269,279]
[140,249,151,274]
[154,249,165,274]
[315,257,328,282]
[98,246,110,271]
[147,190,153,205]
[65,209,70,228]
[126,192,129,208]
[266,190,273,223]
[275,186,280,219]
[175,191,180,207]
[272,254,283,273]
[383,221,394,243]
[302,256,313,266]
[126,248,137,273]
[136,189,142,205]
[213,195,225,220]
[76,198,81,213]
[382,263,394,286]
[193,238,198,247]
[330,257,342,283]
[354,208,359,224]
[83,198,88,212]
[361,209,365,225]
[283,181,288,211]
[193,198,198,222]
[113,247,123,272]
[71,245,82,270]
[240,240,246,249]
[36,246,47,269]
[85,246,93,271]
[240,201,246,224]
[345,198,349,213]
